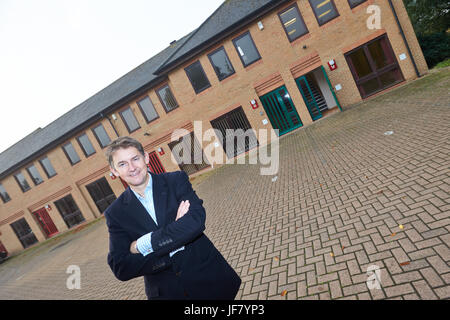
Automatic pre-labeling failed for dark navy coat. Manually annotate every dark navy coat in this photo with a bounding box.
[105,170,241,300]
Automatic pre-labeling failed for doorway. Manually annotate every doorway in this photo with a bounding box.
[32,207,59,238]
[259,85,303,136]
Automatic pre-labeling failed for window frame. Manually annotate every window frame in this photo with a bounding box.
[308,0,340,26]
[39,156,57,179]
[76,133,96,158]
[184,60,212,94]
[207,46,236,81]
[278,3,309,42]
[91,123,112,149]
[119,106,141,134]
[137,96,159,124]
[62,142,81,166]
[347,0,368,9]
[14,172,31,193]
[232,31,262,68]
[0,183,11,203]
[156,84,179,113]
[26,164,44,186]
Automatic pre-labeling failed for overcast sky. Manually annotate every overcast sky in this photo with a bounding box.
[0,0,224,153]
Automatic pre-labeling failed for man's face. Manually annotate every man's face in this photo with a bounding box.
[110,147,150,187]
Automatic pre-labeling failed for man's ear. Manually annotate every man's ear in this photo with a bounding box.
[110,166,119,177]
[144,152,150,165]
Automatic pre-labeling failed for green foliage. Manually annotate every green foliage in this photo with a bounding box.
[417,32,450,68]
[404,0,450,35]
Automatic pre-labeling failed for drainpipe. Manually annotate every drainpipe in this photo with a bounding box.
[387,0,421,78]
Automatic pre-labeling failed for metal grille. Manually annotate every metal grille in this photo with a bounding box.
[10,218,38,249]
[86,177,117,214]
[147,151,166,174]
[210,107,259,158]
[168,132,209,175]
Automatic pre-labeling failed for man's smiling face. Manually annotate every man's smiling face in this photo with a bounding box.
[110,146,150,188]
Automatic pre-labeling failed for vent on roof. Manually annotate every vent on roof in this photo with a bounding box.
[170,40,177,45]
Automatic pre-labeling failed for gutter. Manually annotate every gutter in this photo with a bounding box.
[387,0,421,78]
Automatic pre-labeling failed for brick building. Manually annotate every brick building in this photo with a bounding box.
[0,0,428,257]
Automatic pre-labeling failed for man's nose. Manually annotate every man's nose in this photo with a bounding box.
[128,161,137,171]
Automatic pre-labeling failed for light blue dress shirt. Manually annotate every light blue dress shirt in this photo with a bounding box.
[132,173,184,257]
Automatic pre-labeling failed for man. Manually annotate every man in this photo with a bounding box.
[104,136,241,300]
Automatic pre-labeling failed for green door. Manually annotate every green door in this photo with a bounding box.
[260,86,302,136]
[295,75,323,121]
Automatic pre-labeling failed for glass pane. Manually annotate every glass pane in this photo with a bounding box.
[368,38,395,70]
[158,85,178,111]
[309,0,339,25]
[0,183,11,202]
[93,125,111,148]
[137,96,158,122]
[27,165,44,185]
[348,48,373,78]
[234,33,260,66]
[348,0,367,8]
[185,61,210,93]
[78,134,96,156]
[360,77,381,96]
[63,143,80,164]
[209,48,235,80]
[379,69,402,87]
[121,107,140,132]
[280,5,308,41]
[15,172,31,191]
[40,157,56,177]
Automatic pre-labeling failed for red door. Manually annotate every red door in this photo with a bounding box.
[32,208,59,238]
[0,240,7,259]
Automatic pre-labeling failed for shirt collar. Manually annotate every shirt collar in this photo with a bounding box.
[130,172,152,200]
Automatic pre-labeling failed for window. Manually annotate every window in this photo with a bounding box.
[232,31,261,67]
[54,194,85,229]
[0,183,11,203]
[119,107,141,133]
[156,84,179,112]
[92,124,111,148]
[62,142,81,165]
[348,0,367,8]
[345,35,404,98]
[86,177,117,214]
[11,218,38,249]
[279,4,309,42]
[77,133,96,157]
[185,60,211,94]
[208,46,235,81]
[26,164,44,185]
[309,0,339,26]
[39,156,57,178]
[14,172,31,192]
[137,96,159,123]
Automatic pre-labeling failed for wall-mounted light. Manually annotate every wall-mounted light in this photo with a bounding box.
[109,172,117,180]
[111,114,117,121]
[257,21,264,30]
[45,204,52,211]
[157,147,165,156]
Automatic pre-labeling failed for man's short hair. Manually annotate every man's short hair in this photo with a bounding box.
[106,136,145,168]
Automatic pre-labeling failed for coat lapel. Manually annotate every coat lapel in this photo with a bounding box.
[122,186,158,231]
[151,172,168,228]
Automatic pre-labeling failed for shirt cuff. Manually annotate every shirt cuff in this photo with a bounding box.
[169,246,185,257]
[136,232,153,257]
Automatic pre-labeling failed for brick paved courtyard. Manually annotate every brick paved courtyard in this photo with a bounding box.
[0,68,449,300]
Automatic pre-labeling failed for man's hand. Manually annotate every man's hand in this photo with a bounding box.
[176,200,190,221]
[130,200,190,254]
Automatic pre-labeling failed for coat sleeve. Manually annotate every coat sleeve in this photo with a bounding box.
[150,171,206,257]
[105,209,171,281]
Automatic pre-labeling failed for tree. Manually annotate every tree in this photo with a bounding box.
[404,0,450,35]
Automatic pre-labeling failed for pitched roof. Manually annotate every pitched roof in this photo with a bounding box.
[156,0,286,74]
[0,32,193,179]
